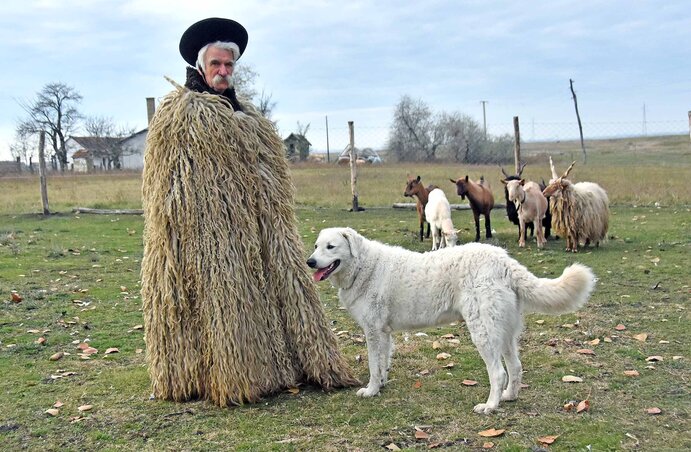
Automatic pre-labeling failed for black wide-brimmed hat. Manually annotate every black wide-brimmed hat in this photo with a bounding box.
[179,17,248,66]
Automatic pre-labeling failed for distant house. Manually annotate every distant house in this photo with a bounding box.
[66,131,146,172]
[283,133,311,161]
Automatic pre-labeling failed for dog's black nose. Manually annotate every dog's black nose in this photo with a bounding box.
[306,258,316,268]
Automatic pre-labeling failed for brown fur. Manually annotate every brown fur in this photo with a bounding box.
[449,176,495,241]
[403,175,433,241]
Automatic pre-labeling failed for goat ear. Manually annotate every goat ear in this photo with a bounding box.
[416,175,421,183]
[464,175,469,182]
[500,179,507,185]
[520,179,526,185]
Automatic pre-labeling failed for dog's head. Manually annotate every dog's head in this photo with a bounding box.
[306,227,361,282]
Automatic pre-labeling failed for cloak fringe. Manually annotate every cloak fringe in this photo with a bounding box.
[141,85,358,406]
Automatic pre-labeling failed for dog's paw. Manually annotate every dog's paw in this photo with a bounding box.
[473,403,497,414]
[356,387,380,397]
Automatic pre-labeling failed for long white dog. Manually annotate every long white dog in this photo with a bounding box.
[306,227,596,414]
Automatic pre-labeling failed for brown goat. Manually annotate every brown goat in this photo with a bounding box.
[449,176,494,241]
[404,175,433,241]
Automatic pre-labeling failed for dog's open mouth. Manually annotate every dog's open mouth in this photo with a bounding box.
[313,260,340,281]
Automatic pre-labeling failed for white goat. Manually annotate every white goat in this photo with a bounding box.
[543,158,610,252]
[502,179,548,248]
[424,188,458,250]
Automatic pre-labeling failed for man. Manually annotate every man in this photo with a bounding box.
[141,18,358,407]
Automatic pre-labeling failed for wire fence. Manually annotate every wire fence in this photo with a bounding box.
[305,119,689,161]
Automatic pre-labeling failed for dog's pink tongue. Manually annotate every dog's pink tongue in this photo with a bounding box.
[313,268,328,282]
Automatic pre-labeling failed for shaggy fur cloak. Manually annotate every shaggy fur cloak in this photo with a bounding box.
[141,79,358,406]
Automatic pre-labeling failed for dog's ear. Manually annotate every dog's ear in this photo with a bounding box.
[340,227,361,258]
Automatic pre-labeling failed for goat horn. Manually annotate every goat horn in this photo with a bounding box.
[562,161,576,178]
[549,156,558,180]
[518,161,527,176]
[500,166,509,178]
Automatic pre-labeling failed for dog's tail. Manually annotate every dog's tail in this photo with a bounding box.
[516,263,596,315]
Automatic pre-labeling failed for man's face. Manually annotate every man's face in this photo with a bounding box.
[202,46,235,93]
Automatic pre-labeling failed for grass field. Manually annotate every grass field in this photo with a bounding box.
[0,136,689,451]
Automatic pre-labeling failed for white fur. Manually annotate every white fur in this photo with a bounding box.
[306,228,596,414]
[505,180,548,248]
[424,188,458,250]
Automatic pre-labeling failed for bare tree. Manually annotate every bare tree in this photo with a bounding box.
[83,116,136,170]
[388,95,435,161]
[9,130,36,166]
[257,89,277,121]
[17,82,82,171]
[389,95,512,163]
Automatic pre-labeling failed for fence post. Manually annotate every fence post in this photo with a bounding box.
[348,121,362,212]
[513,116,521,174]
[688,111,691,142]
[38,131,50,215]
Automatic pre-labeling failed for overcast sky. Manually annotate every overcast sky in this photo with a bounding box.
[1,0,689,160]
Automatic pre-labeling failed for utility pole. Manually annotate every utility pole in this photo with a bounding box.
[325,115,330,163]
[480,100,488,139]
[642,103,647,136]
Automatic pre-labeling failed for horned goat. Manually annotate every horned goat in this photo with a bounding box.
[542,158,609,252]
[502,179,548,248]
[424,188,458,250]
[500,164,552,240]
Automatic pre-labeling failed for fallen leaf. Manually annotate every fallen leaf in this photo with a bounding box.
[646,407,662,415]
[604,337,613,343]
[577,349,595,355]
[414,429,430,440]
[440,334,455,339]
[11,292,23,303]
[132,325,144,330]
[442,362,455,369]
[104,347,119,354]
[633,333,648,342]
[462,379,478,386]
[53,401,64,408]
[588,338,601,346]
[478,428,505,438]
[135,348,143,354]
[120,286,128,292]
[646,355,663,362]
[436,352,451,360]
[432,341,442,349]
[385,443,401,451]
[673,356,683,361]
[535,319,545,325]
[537,435,559,445]
[562,375,583,383]
[36,337,46,345]
[286,387,299,395]
[576,400,590,413]
[45,408,59,416]
[482,442,495,449]
[615,324,626,331]
[27,329,41,334]
[77,405,93,412]
[82,347,98,355]
[624,370,640,377]
[49,352,64,361]
[413,380,423,389]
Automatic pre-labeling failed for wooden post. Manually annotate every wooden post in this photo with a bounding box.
[570,78,587,164]
[38,131,50,215]
[513,116,521,174]
[688,111,691,142]
[348,121,361,212]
